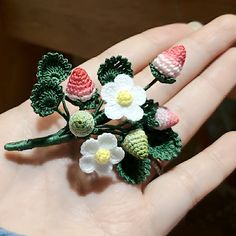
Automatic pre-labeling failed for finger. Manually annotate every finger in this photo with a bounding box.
[166,47,236,145]
[0,24,193,141]
[79,23,193,82]
[135,14,236,104]
[144,131,236,235]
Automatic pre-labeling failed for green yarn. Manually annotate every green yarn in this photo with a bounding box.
[116,153,151,184]
[65,90,100,110]
[141,99,159,129]
[30,80,64,117]
[97,56,133,85]
[37,52,72,83]
[122,129,149,159]
[148,129,182,161]
[149,63,176,84]
[69,111,95,137]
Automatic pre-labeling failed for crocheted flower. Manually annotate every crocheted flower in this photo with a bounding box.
[69,110,95,137]
[66,67,95,102]
[101,74,146,121]
[30,80,64,117]
[155,107,179,130]
[37,52,72,83]
[79,133,125,174]
[152,45,186,78]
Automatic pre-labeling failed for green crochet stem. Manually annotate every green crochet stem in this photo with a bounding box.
[4,127,75,151]
[144,77,159,91]
[4,103,114,151]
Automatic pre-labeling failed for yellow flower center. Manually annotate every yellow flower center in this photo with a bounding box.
[116,90,133,107]
[95,148,111,164]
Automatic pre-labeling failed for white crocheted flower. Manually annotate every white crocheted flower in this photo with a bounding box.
[101,74,146,121]
[79,133,125,174]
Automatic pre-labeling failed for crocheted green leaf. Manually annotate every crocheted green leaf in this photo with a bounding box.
[150,63,176,84]
[37,52,72,83]
[30,79,64,117]
[148,129,182,161]
[141,99,159,129]
[65,90,100,110]
[97,56,133,85]
[116,153,151,184]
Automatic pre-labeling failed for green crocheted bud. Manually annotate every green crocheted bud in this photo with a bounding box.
[116,153,151,184]
[37,52,72,83]
[122,129,149,159]
[97,55,133,85]
[30,80,64,117]
[69,111,94,137]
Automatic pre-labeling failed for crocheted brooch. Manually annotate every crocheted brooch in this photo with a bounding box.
[4,45,186,185]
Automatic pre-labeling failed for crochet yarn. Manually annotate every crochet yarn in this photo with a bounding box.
[30,80,64,117]
[97,56,133,85]
[69,111,95,137]
[152,45,186,78]
[155,107,179,130]
[66,67,95,102]
[148,129,182,161]
[122,129,149,159]
[116,153,151,184]
[37,52,72,83]
[5,50,185,185]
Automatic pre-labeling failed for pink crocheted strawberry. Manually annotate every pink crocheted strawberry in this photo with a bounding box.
[66,67,95,102]
[155,107,179,130]
[152,45,186,78]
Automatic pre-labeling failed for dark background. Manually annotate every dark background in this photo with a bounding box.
[0,1,235,235]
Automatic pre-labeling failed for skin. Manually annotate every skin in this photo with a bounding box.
[0,14,236,236]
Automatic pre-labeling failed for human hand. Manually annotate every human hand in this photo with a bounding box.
[0,14,235,236]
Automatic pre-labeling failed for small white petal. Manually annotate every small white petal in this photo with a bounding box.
[79,156,96,174]
[104,103,124,120]
[98,133,117,150]
[131,86,146,105]
[114,74,133,89]
[100,83,117,103]
[95,162,113,175]
[110,147,125,164]
[80,138,99,156]
[123,105,144,121]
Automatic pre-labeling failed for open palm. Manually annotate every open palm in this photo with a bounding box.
[0,15,236,236]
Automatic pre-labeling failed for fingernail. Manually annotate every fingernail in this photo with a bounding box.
[188,21,203,31]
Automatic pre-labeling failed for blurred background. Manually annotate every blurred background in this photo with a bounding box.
[0,0,235,235]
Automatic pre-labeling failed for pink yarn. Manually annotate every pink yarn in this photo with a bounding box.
[152,45,186,78]
[66,67,95,102]
[155,107,179,130]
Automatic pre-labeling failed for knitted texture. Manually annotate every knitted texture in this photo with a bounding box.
[97,55,133,85]
[142,99,159,129]
[66,90,100,110]
[148,129,182,161]
[122,129,148,159]
[5,52,183,185]
[152,45,186,78]
[37,52,72,83]
[116,153,151,184]
[66,67,95,102]
[155,107,179,130]
[69,111,95,137]
[30,80,64,117]
[150,64,176,84]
